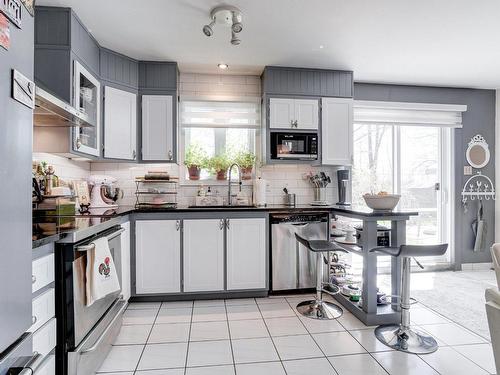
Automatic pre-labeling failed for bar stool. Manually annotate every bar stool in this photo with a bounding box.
[294,233,347,320]
[370,244,448,354]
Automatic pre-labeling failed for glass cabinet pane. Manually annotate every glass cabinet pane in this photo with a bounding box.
[73,61,100,156]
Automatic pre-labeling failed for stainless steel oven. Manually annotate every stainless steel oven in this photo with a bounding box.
[56,223,127,375]
[270,132,318,160]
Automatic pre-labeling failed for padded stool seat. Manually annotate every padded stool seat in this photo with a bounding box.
[294,233,346,320]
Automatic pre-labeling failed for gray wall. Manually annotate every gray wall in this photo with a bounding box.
[0,14,34,350]
[354,83,496,268]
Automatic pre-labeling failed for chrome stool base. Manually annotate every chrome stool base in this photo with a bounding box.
[374,324,439,354]
[296,299,343,320]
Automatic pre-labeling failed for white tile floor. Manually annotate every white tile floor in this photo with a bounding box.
[97,293,497,375]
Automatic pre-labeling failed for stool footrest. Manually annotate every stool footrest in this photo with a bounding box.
[322,283,341,297]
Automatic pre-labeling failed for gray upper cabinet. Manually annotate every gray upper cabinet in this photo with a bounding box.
[262,66,353,98]
[35,7,100,104]
[100,48,139,89]
[139,62,178,91]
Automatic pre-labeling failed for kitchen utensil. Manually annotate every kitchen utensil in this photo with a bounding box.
[363,193,401,211]
[284,192,296,206]
[337,169,350,205]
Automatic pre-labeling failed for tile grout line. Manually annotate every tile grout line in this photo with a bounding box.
[255,298,289,374]
[132,305,162,374]
[224,298,240,374]
[284,296,340,375]
[183,301,195,375]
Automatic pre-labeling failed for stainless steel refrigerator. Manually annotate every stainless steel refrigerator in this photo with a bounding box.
[0,8,35,374]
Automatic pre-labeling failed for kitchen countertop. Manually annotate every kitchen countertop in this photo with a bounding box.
[32,204,418,248]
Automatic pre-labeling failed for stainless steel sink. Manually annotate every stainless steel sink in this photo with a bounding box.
[188,205,256,209]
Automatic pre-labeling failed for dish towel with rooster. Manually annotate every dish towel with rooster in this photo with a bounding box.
[86,237,120,306]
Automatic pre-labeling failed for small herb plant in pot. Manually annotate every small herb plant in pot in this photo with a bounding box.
[235,151,256,180]
[208,154,231,180]
[184,144,208,180]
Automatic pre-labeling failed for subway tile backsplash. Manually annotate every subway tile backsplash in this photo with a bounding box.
[33,73,340,207]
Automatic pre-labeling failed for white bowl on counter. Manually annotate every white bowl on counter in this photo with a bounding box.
[363,194,401,212]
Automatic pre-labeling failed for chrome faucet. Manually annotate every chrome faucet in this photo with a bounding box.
[227,163,242,206]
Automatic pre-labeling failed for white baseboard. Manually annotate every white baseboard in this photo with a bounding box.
[461,262,493,271]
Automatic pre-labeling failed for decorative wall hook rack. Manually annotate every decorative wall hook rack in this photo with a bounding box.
[461,171,496,204]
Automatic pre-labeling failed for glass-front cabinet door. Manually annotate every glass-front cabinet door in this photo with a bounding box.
[73,61,101,156]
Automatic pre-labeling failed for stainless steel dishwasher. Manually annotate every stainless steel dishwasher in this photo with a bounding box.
[271,212,329,291]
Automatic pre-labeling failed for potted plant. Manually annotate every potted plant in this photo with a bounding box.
[184,144,208,180]
[208,154,231,180]
[235,151,256,180]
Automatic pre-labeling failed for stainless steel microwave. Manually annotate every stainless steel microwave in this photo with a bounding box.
[270,132,318,160]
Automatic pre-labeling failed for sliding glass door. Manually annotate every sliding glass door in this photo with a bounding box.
[353,124,452,265]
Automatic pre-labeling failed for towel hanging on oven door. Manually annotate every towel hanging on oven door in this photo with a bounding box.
[86,237,121,306]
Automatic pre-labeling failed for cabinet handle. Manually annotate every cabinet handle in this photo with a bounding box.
[219,219,225,230]
[176,220,181,231]
[226,219,230,230]
[132,150,136,159]
[76,137,82,149]
[32,275,36,284]
[168,150,173,160]
[32,315,37,325]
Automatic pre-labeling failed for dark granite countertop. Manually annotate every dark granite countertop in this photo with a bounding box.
[32,204,418,248]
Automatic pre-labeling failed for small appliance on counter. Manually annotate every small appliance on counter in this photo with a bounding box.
[88,175,123,209]
[337,169,350,205]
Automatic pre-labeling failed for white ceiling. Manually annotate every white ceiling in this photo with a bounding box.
[38,0,500,89]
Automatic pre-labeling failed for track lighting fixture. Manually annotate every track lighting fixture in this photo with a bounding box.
[202,20,215,37]
[202,5,243,45]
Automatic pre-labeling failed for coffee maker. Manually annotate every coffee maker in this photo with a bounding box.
[336,169,350,205]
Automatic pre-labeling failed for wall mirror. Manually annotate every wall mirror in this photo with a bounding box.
[466,134,490,169]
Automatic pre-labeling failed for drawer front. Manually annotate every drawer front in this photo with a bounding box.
[33,318,56,357]
[32,254,54,293]
[30,288,55,332]
[35,354,55,375]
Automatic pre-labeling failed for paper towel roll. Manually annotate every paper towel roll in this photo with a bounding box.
[253,177,267,207]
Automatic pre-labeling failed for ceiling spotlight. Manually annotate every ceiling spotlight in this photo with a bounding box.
[218,63,229,70]
[203,5,243,45]
[231,12,243,33]
[230,31,241,46]
[202,20,216,37]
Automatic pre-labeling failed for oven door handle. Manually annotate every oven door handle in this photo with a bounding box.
[76,227,125,251]
[81,300,127,354]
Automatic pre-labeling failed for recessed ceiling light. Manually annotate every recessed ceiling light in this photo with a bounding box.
[319,45,324,49]
[218,63,229,70]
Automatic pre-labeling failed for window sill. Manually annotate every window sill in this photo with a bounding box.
[179,179,254,187]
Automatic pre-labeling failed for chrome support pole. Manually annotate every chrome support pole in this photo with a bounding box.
[316,252,323,301]
[400,257,412,330]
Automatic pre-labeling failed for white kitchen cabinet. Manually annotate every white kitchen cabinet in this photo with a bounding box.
[183,219,225,292]
[135,220,181,294]
[294,99,319,130]
[269,98,295,129]
[226,218,266,290]
[321,97,353,165]
[29,288,55,332]
[142,95,174,161]
[32,254,54,293]
[120,221,131,301]
[269,98,319,130]
[104,86,137,160]
[33,318,56,357]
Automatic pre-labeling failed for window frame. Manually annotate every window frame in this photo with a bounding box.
[179,95,261,185]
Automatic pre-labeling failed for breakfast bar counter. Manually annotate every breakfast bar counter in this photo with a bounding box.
[330,207,418,326]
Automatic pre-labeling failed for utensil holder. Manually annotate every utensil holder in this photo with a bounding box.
[284,193,296,206]
[314,187,327,202]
